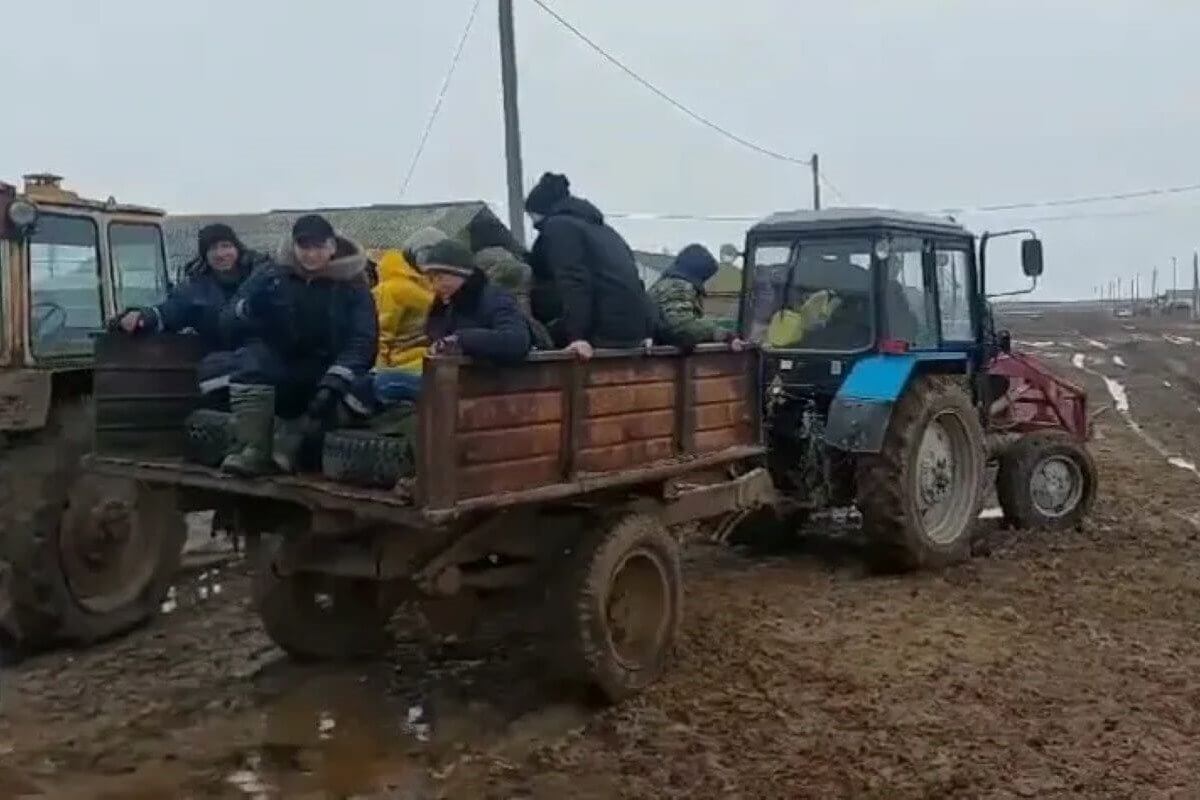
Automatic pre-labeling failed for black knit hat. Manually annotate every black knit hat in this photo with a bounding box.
[420,240,476,278]
[197,223,243,258]
[291,214,336,246]
[524,172,570,215]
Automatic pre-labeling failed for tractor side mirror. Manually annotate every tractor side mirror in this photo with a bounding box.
[719,243,742,263]
[1021,239,1044,278]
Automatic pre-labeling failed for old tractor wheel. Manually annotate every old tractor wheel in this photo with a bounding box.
[856,376,986,571]
[322,429,415,489]
[184,409,234,467]
[253,535,394,661]
[553,512,682,703]
[997,432,1097,530]
[0,400,186,653]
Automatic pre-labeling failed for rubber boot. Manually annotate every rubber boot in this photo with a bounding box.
[220,383,276,477]
[272,418,306,474]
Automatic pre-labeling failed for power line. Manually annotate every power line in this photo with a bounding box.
[400,0,483,198]
[817,170,849,205]
[940,181,1200,215]
[527,0,811,167]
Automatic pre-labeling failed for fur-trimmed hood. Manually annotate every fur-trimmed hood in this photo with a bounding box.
[275,236,369,282]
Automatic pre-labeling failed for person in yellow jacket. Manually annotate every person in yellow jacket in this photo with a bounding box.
[372,239,437,404]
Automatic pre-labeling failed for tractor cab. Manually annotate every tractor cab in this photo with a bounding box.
[0,174,170,381]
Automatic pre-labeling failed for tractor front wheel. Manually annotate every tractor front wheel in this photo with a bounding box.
[996,432,1097,530]
[856,376,987,571]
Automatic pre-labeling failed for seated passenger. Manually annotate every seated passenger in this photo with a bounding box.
[422,240,532,363]
[198,214,378,476]
[110,223,268,349]
[468,213,534,314]
[524,172,653,359]
[371,246,435,406]
[648,244,744,349]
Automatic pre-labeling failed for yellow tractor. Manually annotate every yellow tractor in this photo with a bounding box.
[0,174,185,658]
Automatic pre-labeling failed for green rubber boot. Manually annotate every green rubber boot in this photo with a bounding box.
[220,383,277,477]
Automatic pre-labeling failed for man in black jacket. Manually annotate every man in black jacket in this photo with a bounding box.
[111,223,269,351]
[422,240,532,363]
[198,214,378,475]
[524,172,653,359]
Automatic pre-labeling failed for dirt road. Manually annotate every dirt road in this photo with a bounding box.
[4,307,1200,799]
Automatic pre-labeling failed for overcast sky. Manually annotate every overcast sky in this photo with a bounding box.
[3,0,1198,298]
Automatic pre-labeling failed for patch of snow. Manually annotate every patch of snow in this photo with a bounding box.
[1017,340,1055,349]
[1071,353,1087,369]
[1112,355,1126,368]
[1102,377,1129,413]
[212,583,223,596]
[1169,457,1200,476]
[1164,380,1174,389]
[1163,334,1195,346]
[160,599,177,615]
[1085,338,1109,350]
[197,586,209,601]
[318,711,336,741]
[978,507,1004,519]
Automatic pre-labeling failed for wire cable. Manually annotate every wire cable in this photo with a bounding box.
[940,181,1200,215]
[527,0,811,167]
[400,0,483,198]
[817,170,849,205]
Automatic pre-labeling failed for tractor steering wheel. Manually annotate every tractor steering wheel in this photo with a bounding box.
[31,301,68,341]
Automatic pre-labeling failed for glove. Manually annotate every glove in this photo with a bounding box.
[306,386,339,422]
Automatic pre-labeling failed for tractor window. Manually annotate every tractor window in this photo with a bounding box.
[750,238,873,351]
[936,248,973,341]
[28,214,102,358]
[882,237,937,348]
[109,222,168,309]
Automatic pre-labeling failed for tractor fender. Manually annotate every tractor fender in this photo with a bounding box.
[825,353,969,453]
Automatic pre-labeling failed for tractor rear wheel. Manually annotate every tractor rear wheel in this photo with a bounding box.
[0,399,186,655]
[856,376,986,571]
[997,431,1097,530]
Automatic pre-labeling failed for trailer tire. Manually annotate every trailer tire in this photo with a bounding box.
[856,376,986,571]
[253,535,393,661]
[184,409,234,467]
[553,512,682,703]
[997,431,1097,530]
[321,430,414,489]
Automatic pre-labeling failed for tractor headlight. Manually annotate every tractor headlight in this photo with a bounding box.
[6,199,37,230]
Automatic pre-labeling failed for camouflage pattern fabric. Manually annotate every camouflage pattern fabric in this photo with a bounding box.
[473,246,533,313]
[647,276,726,344]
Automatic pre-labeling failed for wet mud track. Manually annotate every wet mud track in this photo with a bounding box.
[5,307,1200,798]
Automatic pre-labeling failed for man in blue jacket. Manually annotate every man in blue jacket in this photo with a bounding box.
[198,214,378,476]
[111,223,269,349]
[422,240,533,362]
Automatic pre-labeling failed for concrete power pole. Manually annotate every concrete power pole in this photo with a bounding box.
[498,0,526,248]
[811,153,821,210]
[1193,251,1199,320]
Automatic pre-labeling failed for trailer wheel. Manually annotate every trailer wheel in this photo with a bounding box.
[554,512,682,703]
[322,429,415,489]
[253,535,393,660]
[856,376,986,571]
[997,432,1097,530]
[184,409,234,467]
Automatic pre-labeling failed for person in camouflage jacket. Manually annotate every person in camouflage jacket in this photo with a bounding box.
[648,244,739,347]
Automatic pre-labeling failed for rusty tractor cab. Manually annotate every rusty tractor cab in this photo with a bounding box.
[739,208,1096,568]
[0,174,185,657]
[85,335,773,702]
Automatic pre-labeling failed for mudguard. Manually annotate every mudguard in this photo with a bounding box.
[824,353,969,452]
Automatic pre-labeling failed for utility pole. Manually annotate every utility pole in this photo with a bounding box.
[1193,251,1199,320]
[811,153,821,210]
[498,0,526,248]
[1173,256,1178,296]
[1152,267,1158,300]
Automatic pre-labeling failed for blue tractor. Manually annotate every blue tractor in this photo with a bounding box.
[738,208,1095,569]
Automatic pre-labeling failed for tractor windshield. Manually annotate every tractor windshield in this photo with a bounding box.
[28,213,103,358]
[746,238,873,351]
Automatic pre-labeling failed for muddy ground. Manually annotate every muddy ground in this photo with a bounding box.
[5,306,1200,799]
